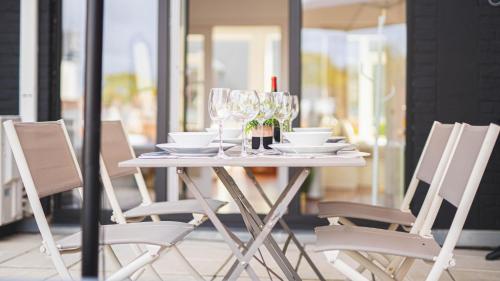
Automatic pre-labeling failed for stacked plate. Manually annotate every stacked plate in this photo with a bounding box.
[156,132,235,157]
[270,128,351,155]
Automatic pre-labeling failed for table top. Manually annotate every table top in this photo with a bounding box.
[120,151,366,168]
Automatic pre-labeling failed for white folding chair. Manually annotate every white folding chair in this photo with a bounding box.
[99,120,228,280]
[315,123,500,281]
[3,120,195,281]
[99,120,226,226]
[318,121,458,231]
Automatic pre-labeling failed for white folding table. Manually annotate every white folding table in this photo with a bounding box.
[120,152,365,280]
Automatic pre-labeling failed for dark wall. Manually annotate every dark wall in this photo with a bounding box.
[0,0,61,120]
[0,0,20,115]
[407,0,500,229]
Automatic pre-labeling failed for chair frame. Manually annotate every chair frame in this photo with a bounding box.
[319,123,500,281]
[324,122,461,274]
[3,120,187,281]
[99,120,207,227]
[99,120,207,280]
[324,121,458,232]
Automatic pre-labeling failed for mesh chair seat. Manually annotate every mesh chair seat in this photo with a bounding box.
[56,222,194,251]
[123,199,227,218]
[318,201,416,226]
[315,225,441,261]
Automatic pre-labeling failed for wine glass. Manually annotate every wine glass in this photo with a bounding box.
[229,90,260,157]
[208,88,231,158]
[289,95,299,132]
[273,92,292,144]
[255,92,276,155]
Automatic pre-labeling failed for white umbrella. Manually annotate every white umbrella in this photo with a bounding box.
[303,0,404,30]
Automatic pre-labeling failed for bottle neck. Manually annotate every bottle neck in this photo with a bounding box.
[271,76,277,92]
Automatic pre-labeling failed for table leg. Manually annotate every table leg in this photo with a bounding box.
[215,168,295,280]
[244,167,326,281]
[217,225,284,281]
[214,167,310,281]
[176,168,260,280]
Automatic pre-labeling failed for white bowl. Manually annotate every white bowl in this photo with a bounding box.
[293,127,332,133]
[205,127,241,139]
[169,132,217,147]
[283,132,331,146]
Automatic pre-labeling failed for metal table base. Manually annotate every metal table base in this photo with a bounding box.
[178,167,310,280]
[243,167,325,281]
[119,152,366,280]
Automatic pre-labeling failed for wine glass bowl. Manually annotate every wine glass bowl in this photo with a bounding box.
[255,92,276,154]
[289,95,299,131]
[229,90,260,157]
[208,88,231,158]
[273,92,292,143]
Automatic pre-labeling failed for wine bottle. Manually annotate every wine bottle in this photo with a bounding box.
[270,76,280,142]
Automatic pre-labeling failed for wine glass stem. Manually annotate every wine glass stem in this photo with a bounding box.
[241,122,247,156]
[218,120,224,157]
[279,121,284,144]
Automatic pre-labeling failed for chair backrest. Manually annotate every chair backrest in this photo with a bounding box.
[3,120,80,280]
[400,122,455,211]
[423,123,499,280]
[100,120,138,179]
[100,120,152,223]
[414,123,455,185]
[438,124,491,207]
[7,121,82,198]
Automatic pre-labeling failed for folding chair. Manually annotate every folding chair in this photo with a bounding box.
[99,120,227,280]
[318,122,458,231]
[100,120,226,226]
[315,123,500,281]
[3,120,195,281]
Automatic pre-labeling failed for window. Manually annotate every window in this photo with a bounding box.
[61,0,158,148]
[301,0,407,211]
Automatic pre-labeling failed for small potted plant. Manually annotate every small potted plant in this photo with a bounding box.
[246,119,277,149]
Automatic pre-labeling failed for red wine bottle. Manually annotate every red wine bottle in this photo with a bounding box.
[271,76,280,142]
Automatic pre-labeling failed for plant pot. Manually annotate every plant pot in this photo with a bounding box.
[273,126,280,142]
[251,125,273,149]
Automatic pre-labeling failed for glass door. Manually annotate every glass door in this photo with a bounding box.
[58,0,159,213]
[183,0,288,216]
[300,0,407,214]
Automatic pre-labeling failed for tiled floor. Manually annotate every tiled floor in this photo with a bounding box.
[0,227,499,280]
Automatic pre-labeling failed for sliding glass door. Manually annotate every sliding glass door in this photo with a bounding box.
[182,0,289,217]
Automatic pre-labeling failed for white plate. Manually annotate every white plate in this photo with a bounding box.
[213,138,242,145]
[293,127,332,133]
[156,143,235,154]
[170,152,218,157]
[269,143,352,154]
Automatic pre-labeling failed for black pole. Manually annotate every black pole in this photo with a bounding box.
[81,0,104,277]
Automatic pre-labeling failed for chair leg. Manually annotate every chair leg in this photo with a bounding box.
[104,245,124,272]
[328,254,370,281]
[127,244,163,281]
[48,248,73,280]
[171,245,205,281]
[106,250,159,281]
[344,251,395,281]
